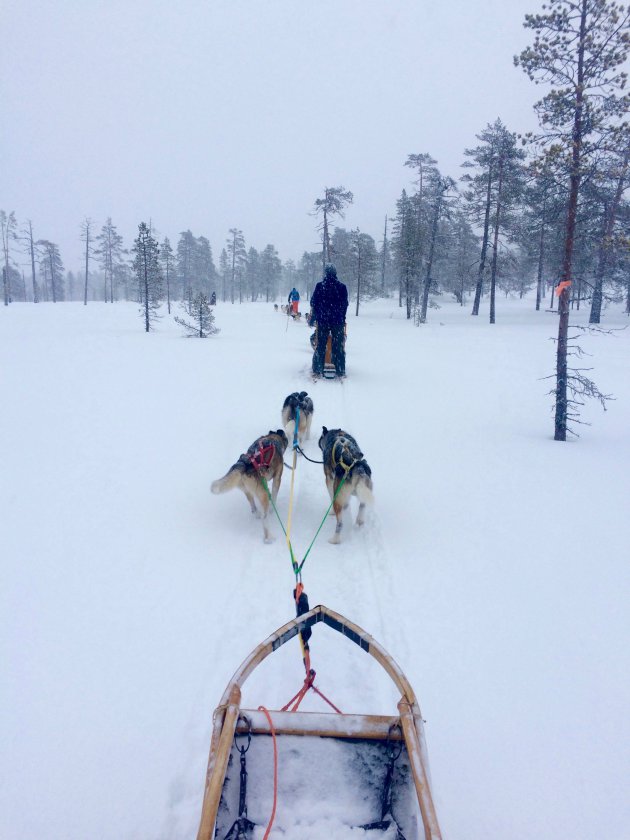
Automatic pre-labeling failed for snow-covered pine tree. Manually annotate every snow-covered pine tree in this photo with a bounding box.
[160,237,175,314]
[174,292,219,337]
[95,218,125,303]
[132,222,163,332]
[516,0,630,440]
[37,240,65,302]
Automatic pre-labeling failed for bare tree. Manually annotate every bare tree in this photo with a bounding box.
[80,218,95,305]
[1,210,17,306]
[21,220,40,303]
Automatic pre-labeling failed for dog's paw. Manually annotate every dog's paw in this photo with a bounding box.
[328,534,341,545]
[264,535,275,544]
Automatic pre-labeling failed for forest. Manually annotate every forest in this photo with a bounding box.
[2,0,629,439]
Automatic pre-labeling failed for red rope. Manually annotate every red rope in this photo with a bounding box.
[258,706,278,840]
[311,684,344,714]
[280,668,343,714]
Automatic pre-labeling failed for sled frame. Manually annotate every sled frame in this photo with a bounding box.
[196,604,442,840]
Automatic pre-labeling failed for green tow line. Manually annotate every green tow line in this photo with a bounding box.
[261,474,349,579]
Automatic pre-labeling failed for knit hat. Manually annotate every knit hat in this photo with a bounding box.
[324,264,337,280]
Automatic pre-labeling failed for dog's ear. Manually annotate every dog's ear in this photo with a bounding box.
[299,391,307,399]
[277,429,285,437]
[322,426,328,435]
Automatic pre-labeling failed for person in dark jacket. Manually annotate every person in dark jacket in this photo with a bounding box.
[309,264,348,377]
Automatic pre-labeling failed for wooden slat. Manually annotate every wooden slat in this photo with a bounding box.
[235,709,403,740]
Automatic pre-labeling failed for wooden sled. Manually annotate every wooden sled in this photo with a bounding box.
[196,605,442,840]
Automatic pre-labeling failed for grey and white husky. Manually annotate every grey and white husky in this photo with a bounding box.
[211,430,288,543]
[318,426,373,544]
[281,391,314,445]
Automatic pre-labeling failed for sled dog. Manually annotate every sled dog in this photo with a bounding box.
[282,391,314,445]
[318,427,374,544]
[211,430,288,543]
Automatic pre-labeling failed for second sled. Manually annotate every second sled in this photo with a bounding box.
[196,604,442,840]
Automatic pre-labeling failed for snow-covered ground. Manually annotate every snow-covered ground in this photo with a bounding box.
[1,296,629,840]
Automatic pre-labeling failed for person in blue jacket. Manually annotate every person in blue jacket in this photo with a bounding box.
[288,287,300,315]
[309,264,348,377]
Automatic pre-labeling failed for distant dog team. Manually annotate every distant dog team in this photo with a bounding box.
[211,392,373,543]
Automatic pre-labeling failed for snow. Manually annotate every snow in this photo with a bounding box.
[1,297,629,840]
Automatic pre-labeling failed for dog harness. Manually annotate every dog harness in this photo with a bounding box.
[248,440,275,472]
[331,437,360,475]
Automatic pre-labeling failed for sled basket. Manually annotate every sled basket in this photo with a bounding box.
[196,605,442,840]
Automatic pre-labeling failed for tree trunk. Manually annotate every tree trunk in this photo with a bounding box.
[143,240,150,332]
[555,0,587,442]
[2,219,11,306]
[27,221,39,303]
[355,238,362,316]
[535,192,547,312]
[419,195,442,324]
[489,153,505,325]
[84,225,90,305]
[381,215,387,293]
[471,168,493,315]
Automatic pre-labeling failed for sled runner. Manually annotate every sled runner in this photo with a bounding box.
[323,334,336,378]
[196,605,442,840]
[310,324,347,379]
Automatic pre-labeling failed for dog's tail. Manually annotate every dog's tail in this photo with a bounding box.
[355,471,374,506]
[284,418,296,441]
[211,465,243,494]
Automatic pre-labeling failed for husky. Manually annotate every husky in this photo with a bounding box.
[318,427,374,544]
[282,391,314,445]
[211,430,288,543]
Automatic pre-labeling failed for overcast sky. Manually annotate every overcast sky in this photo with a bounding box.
[2,0,542,273]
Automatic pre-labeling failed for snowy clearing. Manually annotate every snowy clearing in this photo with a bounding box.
[1,297,629,840]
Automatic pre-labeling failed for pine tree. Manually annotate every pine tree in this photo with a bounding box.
[226,228,246,303]
[516,0,630,439]
[391,190,417,317]
[160,237,175,314]
[37,240,65,302]
[132,222,163,332]
[313,186,354,271]
[96,218,125,303]
[174,292,219,337]
[260,244,281,302]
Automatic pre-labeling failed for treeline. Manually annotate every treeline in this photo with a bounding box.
[3,1,629,334]
[0,213,298,308]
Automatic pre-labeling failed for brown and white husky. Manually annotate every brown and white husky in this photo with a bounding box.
[211,430,288,543]
[281,391,314,445]
[318,426,373,544]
